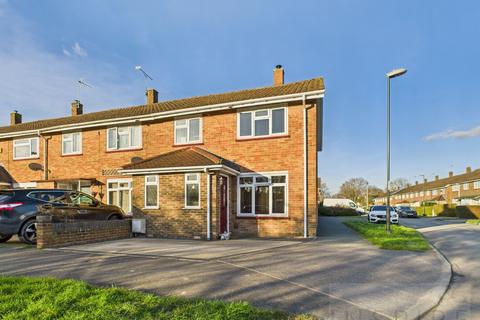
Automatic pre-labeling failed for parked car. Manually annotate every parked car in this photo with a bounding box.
[396,206,418,218]
[368,205,399,224]
[323,198,365,215]
[0,189,126,245]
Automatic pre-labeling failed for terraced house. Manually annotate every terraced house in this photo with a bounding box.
[0,66,325,239]
[375,167,480,206]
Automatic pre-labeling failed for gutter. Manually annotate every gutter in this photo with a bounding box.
[118,164,240,176]
[206,170,211,240]
[0,90,325,139]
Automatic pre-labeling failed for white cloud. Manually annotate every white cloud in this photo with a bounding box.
[72,42,87,57]
[62,48,71,57]
[424,126,480,141]
[0,4,141,126]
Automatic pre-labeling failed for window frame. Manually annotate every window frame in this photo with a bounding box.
[474,181,480,189]
[237,107,288,139]
[106,178,133,214]
[237,172,288,217]
[184,173,201,209]
[452,184,460,192]
[174,117,203,145]
[62,131,82,155]
[144,175,159,209]
[13,137,39,160]
[462,183,469,190]
[106,125,142,151]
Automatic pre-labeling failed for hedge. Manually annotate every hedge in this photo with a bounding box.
[318,206,359,216]
[415,205,480,219]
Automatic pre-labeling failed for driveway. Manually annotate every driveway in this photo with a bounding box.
[0,217,449,320]
[401,218,480,320]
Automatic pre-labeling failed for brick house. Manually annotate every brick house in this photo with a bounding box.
[0,66,325,239]
[374,167,480,206]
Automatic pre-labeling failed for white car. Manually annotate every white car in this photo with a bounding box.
[368,206,399,224]
[323,198,365,215]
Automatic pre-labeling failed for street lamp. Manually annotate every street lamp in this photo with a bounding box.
[386,68,407,233]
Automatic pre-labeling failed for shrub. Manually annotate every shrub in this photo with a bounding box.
[318,206,358,216]
[455,206,480,219]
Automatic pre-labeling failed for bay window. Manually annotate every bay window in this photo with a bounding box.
[62,132,82,155]
[13,137,39,160]
[238,107,287,138]
[238,173,287,216]
[185,173,200,208]
[144,175,159,209]
[174,118,202,145]
[107,126,141,151]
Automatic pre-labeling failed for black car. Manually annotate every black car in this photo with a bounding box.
[0,189,126,245]
[396,206,418,218]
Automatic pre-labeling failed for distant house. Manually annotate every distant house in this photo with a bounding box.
[374,167,480,206]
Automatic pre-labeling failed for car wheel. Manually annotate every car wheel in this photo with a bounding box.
[0,234,12,243]
[19,219,37,245]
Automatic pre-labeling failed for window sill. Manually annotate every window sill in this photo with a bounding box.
[106,148,143,153]
[236,134,289,142]
[173,142,204,147]
[13,156,40,161]
[144,207,160,210]
[236,215,289,219]
[61,153,83,157]
[183,207,202,210]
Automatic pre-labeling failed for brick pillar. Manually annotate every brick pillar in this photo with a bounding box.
[36,214,53,249]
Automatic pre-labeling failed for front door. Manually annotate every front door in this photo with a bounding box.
[219,176,228,234]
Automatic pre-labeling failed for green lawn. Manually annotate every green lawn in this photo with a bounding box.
[466,219,480,225]
[0,276,311,320]
[343,220,430,251]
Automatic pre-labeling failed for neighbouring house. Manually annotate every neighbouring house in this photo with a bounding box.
[0,66,325,239]
[374,167,480,206]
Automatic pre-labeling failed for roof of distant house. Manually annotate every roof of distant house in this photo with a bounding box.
[0,77,324,135]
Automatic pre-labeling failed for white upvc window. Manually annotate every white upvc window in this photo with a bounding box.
[238,107,287,138]
[13,137,39,160]
[420,191,424,196]
[185,173,200,209]
[432,189,438,196]
[474,181,480,189]
[107,125,142,151]
[107,179,132,214]
[144,175,159,209]
[62,132,82,155]
[174,118,202,145]
[463,183,469,190]
[426,190,431,196]
[237,172,288,216]
[452,184,460,192]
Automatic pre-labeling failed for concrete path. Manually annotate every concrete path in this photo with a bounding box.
[0,217,450,320]
[402,218,480,320]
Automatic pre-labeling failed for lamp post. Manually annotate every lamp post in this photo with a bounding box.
[386,68,407,233]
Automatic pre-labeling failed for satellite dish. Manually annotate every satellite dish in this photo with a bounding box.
[28,163,44,171]
[131,157,143,164]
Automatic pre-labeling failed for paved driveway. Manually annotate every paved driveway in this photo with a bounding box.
[401,218,480,320]
[0,217,449,320]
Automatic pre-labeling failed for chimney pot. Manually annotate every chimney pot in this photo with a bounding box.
[71,100,83,116]
[449,171,453,177]
[435,175,439,180]
[10,110,22,125]
[415,181,418,185]
[146,88,158,104]
[424,178,427,183]
[273,65,284,86]
[466,166,472,174]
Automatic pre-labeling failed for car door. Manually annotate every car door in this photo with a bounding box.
[68,191,102,220]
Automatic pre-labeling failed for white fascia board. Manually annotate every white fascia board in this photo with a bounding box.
[119,164,240,176]
[0,90,325,139]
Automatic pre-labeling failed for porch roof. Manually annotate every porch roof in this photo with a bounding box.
[0,166,13,185]
[120,147,240,174]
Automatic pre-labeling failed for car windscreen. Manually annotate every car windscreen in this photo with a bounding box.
[0,191,14,203]
[371,206,395,211]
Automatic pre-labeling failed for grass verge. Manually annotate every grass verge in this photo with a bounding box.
[466,219,480,225]
[0,276,311,320]
[343,220,430,251]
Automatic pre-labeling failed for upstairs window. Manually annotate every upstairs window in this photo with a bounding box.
[474,181,480,189]
[463,183,469,190]
[452,184,460,192]
[238,107,287,138]
[174,118,202,145]
[107,126,141,151]
[62,132,82,155]
[13,137,39,160]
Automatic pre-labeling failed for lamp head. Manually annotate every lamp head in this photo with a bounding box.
[387,68,407,78]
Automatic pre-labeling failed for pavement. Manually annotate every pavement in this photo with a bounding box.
[0,217,451,320]
[401,218,480,320]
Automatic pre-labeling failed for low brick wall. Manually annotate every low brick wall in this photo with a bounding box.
[37,215,132,249]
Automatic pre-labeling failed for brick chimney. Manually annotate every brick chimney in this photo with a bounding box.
[10,110,22,125]
[415,181,418,185]
[146,88,158,104]
[273,65,284,86]
[435,175,439,181]
[466,166,472,174]
[424,178,427,183]
[71,100,83,116]
[449,171,453,177]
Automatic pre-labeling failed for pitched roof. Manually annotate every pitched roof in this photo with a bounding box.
[121,147,240,172]
[0,77,324,135]
[395,168,480,194]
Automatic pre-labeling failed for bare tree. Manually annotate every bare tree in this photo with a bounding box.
[389,178,411,192]
[319,182,330,199]
[337,177,368,203]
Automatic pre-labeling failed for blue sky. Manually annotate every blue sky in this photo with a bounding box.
[1,0,480,192]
